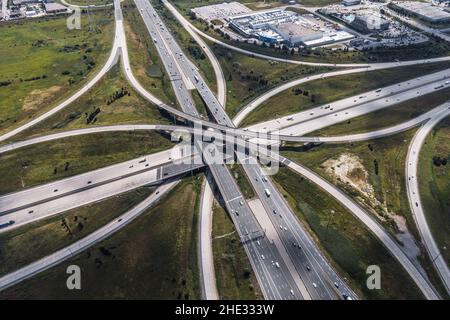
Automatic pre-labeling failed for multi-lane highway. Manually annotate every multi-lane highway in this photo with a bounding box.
[246,68,450,137]
[0,148,202,232]
[162,0,226,106]
[135,0,304,300]
[143,0,358,300]
[0,180,179,292]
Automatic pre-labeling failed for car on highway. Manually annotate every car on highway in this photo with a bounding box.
[0,220,15,229]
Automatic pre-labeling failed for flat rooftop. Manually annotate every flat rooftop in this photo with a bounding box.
[191,2,251,21]
[392,1,450,21]
[275,21,322,38]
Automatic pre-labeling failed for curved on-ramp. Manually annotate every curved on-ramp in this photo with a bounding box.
[281,156,440,300]
[405,108,450,294]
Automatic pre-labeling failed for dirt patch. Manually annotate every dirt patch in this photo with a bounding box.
[323,153,421,261]
[22,86,62,112]
[323,153,375,200]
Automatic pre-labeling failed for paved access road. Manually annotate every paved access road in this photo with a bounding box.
[198,174,219,300]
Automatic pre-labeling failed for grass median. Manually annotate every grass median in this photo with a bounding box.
[212,201,263,299]
[210,43,327,118]
[123,1,178,106]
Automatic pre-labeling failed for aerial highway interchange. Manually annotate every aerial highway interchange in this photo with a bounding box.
[0,0,449,302]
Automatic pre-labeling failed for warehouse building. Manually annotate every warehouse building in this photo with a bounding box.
[391,1,450,23]
[342,0,361,6]
[272,22,324,47]
[44,2,68,14]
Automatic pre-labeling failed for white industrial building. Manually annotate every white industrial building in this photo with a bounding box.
[391,1,450,23]
[342,0,361,6]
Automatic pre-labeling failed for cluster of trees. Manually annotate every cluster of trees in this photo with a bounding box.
[23,75,47,82]
[31,39,47,47]
[83,54,96,71]
[187,44,205,60]
[107,87,130,105]
[432,156,448,167]
[0,80,12,87]
[60,44,82,53]
[291,87,316,102]
[86,107,101,124]
[292,88,310,96]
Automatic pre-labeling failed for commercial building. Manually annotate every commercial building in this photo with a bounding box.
[228,8,354,47]
[11,0,39,5]
[272,22,323,46]
[191,1,251,22]
[342,0,361,6]
[44,2,68,14]
[228,9,298,38]
[350,14,390,33]
[390,1,450,23]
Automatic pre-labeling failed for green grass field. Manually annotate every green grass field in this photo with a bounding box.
[309,87,450,136]
[209,42,326,117]
[0,187,154,276]
[0,176,203,299]
[8,63,172,141]
[123,1,178,106]
[212,201,262,299]
[0,131,173,194]
[0,11,114,135]
[418,116,450,264]
[240,62,450,126]
[272,167,424,299]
